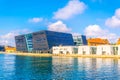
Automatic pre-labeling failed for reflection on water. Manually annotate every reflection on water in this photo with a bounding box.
[0,54,120,80]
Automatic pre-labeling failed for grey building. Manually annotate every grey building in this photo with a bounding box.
[15,35,28,52]
[15,30,74,53]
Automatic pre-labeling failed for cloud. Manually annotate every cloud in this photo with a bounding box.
[84,24,119,43]
[0,29,31,46]
[48,20,71,33]
[105,8,120,28]
[53,0,86,20]
[28,17,43,23]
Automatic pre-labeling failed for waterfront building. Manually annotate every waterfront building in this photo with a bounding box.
[96,45,114,55]
[112,45,118,55]
[15,35,28,52]
[52,46,78,54]
[5,46,16,53]
[118,45,120,55]
[73,35,87,46]
[116,38,120,45]
[78,46,97,55]
[87,38,109,46]
[52,45,120,55]
[15,30,74,53]
[114,45,120,55]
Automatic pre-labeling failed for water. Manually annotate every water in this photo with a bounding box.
[0,54,120,80]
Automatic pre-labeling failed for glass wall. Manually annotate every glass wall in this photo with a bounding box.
[45,31,74,49]
[73,35,87,46]
[15,35,28,52]
[25,34,33,52]
[15,30,74,53]
[32,31,49,51]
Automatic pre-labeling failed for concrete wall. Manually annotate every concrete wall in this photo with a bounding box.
[96,45,113,55]
[52,46,78,54]
[78,46,90,55]
[78,46,96,55]
[117,45,120,55]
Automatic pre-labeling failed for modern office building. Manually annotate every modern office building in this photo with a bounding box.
[73,35,87,46]
[15,30,74,53]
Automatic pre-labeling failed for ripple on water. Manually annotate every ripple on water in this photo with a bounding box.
[0,54,120,80]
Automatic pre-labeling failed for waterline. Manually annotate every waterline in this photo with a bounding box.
[1,52,120,58]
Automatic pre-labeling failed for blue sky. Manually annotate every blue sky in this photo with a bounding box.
[0,0,120,46]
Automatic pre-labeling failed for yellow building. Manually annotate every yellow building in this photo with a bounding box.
[87,38,109,46]
[5,46,16,53]
[116,38,120,45]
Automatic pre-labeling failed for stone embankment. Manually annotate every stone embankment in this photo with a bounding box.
[1,52,120,58]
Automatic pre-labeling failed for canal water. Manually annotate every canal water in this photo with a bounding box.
[0,54,120,80]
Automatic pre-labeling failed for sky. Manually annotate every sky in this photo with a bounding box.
[0,0,120,46]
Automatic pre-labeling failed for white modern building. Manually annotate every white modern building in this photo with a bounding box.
[114,45,120,55]
[118,45,120,55]
[52,46,78,54]
[52,45,120,55]
[96,45,114,55]
[78,46,97,55]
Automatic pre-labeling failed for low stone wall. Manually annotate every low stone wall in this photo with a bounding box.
[53,54,120,58]
[1,52,120,58]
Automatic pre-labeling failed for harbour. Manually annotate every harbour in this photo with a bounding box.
[0,53,120,80]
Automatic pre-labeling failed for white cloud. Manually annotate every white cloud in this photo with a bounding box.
[28,17,43,23]
[53,0,86,20]
[105,8,120,28]
[48,20,71,33]
[115,8,120,19]
[84,24,119,43]
[0,29,31,46]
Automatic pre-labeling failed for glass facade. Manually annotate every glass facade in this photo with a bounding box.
[15,30,74,52]
[46,31,74,49]
[73,35,87,46]
[32,31,49,51]
[15,35,28,52]
[25,34,33,52]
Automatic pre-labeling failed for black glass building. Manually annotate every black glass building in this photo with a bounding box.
[15,30,74,53]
